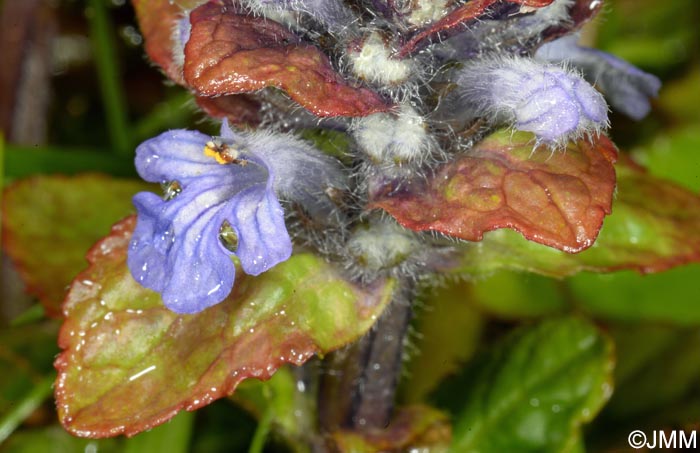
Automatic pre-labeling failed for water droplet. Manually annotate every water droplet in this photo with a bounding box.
[161,180,182,201]
[129,365,156,381]
[219,221,239,252]
[207,284,222,296]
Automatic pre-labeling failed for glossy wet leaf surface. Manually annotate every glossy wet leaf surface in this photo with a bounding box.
[440,156,700,277]
[183,3,389,117]
[1,174,152,317]
[55,217,394,437]
[438,317,613,453]
[374,131,617,253]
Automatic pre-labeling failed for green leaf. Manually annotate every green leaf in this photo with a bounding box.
[569,265,700,324]
[632,125,700,192]
[469,271,567,319]
[183,3,389,117]
[442,317,613,453]
[55,217,394,437]
[586,324,700,449]
[1,174,151,316]
[603,324,700,421]
[442,159,700,278]
[373,131,618,253]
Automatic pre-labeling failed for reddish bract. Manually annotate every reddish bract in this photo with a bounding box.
[132,0,191,84]
[372,132,618,253]
[398,0,556,57]
[195,94,261,126]
[183,3,390,117]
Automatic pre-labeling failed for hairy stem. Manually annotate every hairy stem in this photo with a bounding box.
[318,280,413,433]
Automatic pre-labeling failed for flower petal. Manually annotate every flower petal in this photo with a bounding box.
[128,129,293,313]
[135,129,228,183]
[228,185,292,276]
[161,206,236,313]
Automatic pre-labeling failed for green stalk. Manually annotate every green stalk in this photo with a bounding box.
[87,0,131,156]
[248,407,274,453]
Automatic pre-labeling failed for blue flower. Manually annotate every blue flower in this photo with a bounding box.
[454,56,609,144]
[536,34,661,120]
[127,126,292,314]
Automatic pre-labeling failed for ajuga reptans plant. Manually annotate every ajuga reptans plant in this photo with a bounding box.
[127,0,659,314]
[44,0,683,446]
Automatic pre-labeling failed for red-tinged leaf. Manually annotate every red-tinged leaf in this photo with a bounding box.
[55,217,394,437]
[331,406,452,453]
[131,0,200,84]
[195,94,261,126]
[183,2,390,117]
[1,174,152,317]
[398,0,556,57]
[440,157,700,278]
[372,131,618,253]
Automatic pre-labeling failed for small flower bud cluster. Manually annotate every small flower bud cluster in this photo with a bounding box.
[453,56,609,145]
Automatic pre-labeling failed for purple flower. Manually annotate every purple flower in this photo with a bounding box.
[536,34,662,120]
[127,126,292,314]
[454,57,609,143]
